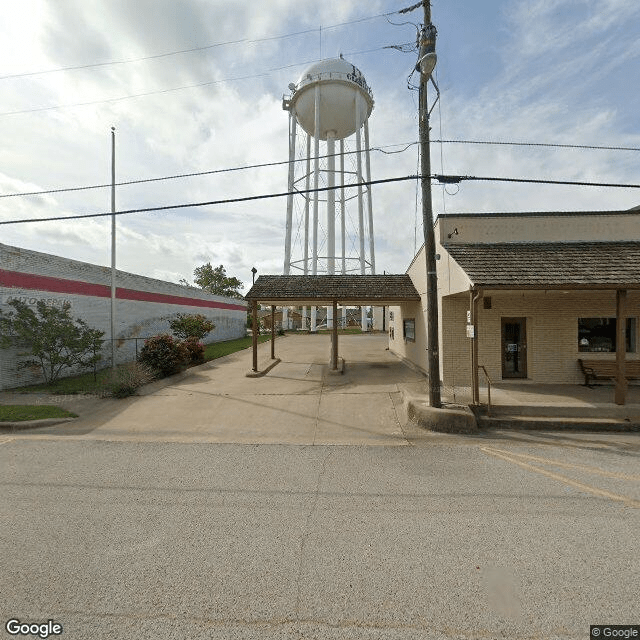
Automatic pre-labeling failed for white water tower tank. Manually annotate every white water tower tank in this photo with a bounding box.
[289,58,374,141]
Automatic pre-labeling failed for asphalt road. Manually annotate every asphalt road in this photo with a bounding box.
[1,432,639,640]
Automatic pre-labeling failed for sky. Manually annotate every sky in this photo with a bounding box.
[1,0,639,294]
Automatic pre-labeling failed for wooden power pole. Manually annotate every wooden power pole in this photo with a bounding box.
[418,1,442,407]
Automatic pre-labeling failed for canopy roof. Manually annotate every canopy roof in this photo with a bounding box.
[245,275,420,306]
[446,241,640,289]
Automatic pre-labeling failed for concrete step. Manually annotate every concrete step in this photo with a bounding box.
[477,414,640,431]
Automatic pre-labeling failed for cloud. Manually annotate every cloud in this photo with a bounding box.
[0,0,637,285]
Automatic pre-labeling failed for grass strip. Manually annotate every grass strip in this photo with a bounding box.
[16,370,109,396]
[203,335,271,360]
[0,404,77,422]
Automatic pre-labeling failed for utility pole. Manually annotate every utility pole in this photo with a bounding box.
[418,1,442,407]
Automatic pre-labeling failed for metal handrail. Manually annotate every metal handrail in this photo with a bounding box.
[478,365,492,416]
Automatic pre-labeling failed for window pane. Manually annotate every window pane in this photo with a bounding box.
[627,318,636,353]
[578,317,636,353]
[403,319,415,342]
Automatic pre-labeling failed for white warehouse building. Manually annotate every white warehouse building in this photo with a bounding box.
[0,243,247,390]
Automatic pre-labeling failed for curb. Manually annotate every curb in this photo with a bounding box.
[0,417,76,432]
[400,389,479,434]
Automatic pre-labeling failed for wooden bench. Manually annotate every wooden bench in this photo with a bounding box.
[578,358,640,386]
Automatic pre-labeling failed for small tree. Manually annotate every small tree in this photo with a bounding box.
[168,313,215,340]
[0,299,104,383]
[191,263,243,299]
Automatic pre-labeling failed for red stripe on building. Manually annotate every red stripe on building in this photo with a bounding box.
[0,269,246,311]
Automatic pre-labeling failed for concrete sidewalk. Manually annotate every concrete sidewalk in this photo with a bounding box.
[443,379,640,430]
[4,333,640,438]
[1,334,429,444]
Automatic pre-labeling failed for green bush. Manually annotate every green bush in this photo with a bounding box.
[183,336,205,364]
[168,313,215,340]
[138,334,190,378]
[104,362,155,398]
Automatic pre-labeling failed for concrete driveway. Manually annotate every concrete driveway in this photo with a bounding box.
[27,333,428,445]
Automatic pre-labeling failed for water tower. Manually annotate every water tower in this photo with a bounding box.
[282,56,376,331]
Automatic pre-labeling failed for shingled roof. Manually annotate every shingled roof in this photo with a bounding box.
[245,275,420,305]
[445,241,640,289]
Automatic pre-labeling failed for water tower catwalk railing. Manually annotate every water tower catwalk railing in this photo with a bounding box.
[282,58,376,332]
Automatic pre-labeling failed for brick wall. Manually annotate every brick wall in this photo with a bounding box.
[390,211,640,392]
[389,258,640,390]
[437,290,640,390]
[470,290,640,385]
[0,243,247,389]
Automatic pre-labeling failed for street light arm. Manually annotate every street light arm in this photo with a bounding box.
[428,74,440,116]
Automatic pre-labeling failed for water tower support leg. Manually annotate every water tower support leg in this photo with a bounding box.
[364,119,376,274]
[355,98,366,277]
[340,139,346,276]
[312,85,320,277]
[304,134,311,275]
[311,86,320,334]
[283,110,297,274]
[327,132,336,329]
[331,300,338,370]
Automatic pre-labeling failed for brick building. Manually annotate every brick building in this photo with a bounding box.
[388,210,640,397]
[0,243,247,389]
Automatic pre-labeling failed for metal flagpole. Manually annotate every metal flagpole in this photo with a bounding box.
[110,127,117,370]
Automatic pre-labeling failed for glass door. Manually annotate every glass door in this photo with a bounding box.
[502,318,527,379]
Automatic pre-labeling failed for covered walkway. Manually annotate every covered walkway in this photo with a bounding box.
[244,274,420,375]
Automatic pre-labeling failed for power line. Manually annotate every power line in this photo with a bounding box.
[434,174,640,189]
[0,46,389,117]
[3,136,635,200]
[0,11,395,81]
[0,175,419,226]
[3,173,640,227]
[0,36,245,81]
[0,143,418,199]
[0,71,268,117]
[433,139,640,153]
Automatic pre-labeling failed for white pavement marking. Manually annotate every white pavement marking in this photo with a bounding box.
[480,446,640,509]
